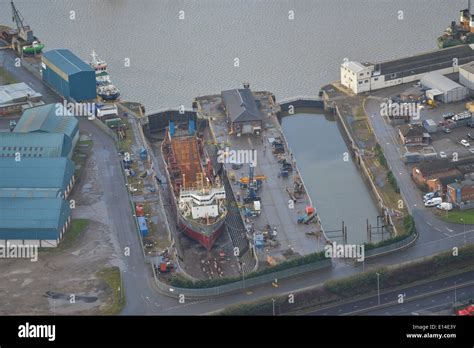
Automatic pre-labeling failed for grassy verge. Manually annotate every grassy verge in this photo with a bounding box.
[0,67,17,85]
[72,139,93,178]
[118,125,134,153]
[97,266,125,315]
[219,244,474,315]
[57,219,89,250]
[439,210,474,224]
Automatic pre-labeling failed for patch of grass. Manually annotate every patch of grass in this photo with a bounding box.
[374,143,387,168]
[0,67,17,85]
[118,126,134,152]
[58,219,89,250]
[78,140,93,147]
[440,210,474,224]
[97,266,125,315]
[387,171,400,193]
[72,138,93,178]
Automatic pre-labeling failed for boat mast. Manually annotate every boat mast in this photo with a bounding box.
[91,49,97,64]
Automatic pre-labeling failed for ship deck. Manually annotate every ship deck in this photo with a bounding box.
[169,133,203,186]
[197,91,325,264]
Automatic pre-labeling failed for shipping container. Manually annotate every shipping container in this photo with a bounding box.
[41,49,96,101]
[137,216,148,237]
[140,148,148,160]
[422,119,438,133]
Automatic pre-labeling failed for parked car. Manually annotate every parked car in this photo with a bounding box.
[443,128,452,134]
[468,133,474,140]
[470,148,474,154]
[423,192,439,202]
[425,197,443,207]
[436,202,453,211]
[460,139,470,147]
[439,151,447,158]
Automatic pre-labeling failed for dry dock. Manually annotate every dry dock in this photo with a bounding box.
[195,91,326,264]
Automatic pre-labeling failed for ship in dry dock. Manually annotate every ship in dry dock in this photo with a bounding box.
[161,120,227,250]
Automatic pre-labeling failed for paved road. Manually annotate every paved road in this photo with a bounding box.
[2,40,473,315]
[364,97,472,246]
[307,270,474,315]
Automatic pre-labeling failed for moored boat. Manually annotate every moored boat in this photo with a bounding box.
[90,50,121,101]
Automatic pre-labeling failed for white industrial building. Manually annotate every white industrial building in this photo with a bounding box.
[459,61,474,94]
[341,45,474,94]
[340,61,374,94]
[421,72,467,103]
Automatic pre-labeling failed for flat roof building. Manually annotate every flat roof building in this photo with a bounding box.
[459,61,474,93]
[0,197,71,248]
[0,82,43,116]
[341,44,474,94]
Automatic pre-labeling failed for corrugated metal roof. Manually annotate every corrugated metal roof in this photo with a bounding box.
[421,72,464,93]
[0,132,66,158]
[0,82,42,106]
[0,188,62,198]
[221,88,262,123]
[0,197,70,238]
[14,103,78,140]
[0,157,74,192]
[42,49,93,76]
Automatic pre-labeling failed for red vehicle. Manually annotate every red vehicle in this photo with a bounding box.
[135,203,145,217]
[456,304,474,316]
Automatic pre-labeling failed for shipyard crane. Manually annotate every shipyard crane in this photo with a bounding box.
[11,0,34,44]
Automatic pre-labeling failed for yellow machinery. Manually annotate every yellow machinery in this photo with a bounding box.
[426,98,436,108]
[239,175,266,185]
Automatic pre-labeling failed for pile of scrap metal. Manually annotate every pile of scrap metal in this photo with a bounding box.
[271,137,285,154]
[297,206,317,224]
[154,249,174,274]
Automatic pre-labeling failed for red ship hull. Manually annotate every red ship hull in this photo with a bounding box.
[178,214,226,251]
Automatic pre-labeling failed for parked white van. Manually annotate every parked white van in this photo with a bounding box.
[436,202,453,211]
[424,197,442,207]
[423,192,439,202]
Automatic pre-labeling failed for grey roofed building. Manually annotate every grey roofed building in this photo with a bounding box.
[221,88,263,123]
[421,72,465,93]
[0,82,42,106]
[399,124,425,137]
[460,61,474,75]
[421,72,467,103]
[379,44,474,81]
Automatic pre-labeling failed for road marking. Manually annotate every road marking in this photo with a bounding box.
[446,228,453,233]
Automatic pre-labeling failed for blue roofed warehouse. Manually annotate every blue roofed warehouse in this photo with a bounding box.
[0,197,72,248]
[13,103,79,157]
[0,157,76,198]
[0,132,68,158]
[42,49,96,101]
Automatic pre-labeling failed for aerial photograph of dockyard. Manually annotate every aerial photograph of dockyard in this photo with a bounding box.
[0,0,473,345]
